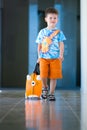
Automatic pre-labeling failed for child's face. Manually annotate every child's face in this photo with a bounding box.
[45,13,58,28]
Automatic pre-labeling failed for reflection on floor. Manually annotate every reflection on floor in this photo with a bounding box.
[0,89,87,130]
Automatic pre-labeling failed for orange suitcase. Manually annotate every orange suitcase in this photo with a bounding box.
[25,63,42,99]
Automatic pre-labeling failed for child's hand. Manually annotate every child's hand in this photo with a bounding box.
[37,58,40,63]
[59,55,64,62]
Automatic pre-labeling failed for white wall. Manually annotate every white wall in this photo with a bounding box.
[0,0,3,87]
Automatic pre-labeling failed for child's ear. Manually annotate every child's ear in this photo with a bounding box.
[45,17,47,22]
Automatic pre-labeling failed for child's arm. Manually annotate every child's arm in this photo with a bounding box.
[37,44,42,63]
[59,42,64,61]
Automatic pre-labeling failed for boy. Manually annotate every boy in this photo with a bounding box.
[36,7,66,101]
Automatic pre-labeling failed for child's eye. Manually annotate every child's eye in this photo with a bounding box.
[49,17,57,20]
[49,17,52,20]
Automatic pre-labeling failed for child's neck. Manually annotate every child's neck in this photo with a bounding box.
[47,26,56,30]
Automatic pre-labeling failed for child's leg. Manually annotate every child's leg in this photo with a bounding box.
[41,78,48,88]
[49,79,57,94]
[39,58,49,99]
[48,59,62,101]
[47,79,57,101]
[41,78,49,99]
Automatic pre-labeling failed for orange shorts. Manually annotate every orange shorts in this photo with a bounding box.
[39,58,62,79]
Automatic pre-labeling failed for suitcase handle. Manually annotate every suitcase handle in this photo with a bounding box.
[33,63,40,75]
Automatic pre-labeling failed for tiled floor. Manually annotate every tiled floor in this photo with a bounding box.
[0,89,87,130]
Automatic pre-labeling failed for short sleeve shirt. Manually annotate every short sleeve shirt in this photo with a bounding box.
[36,27,66,59]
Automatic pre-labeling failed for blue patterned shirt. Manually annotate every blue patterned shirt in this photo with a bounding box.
[36,27,66,59]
